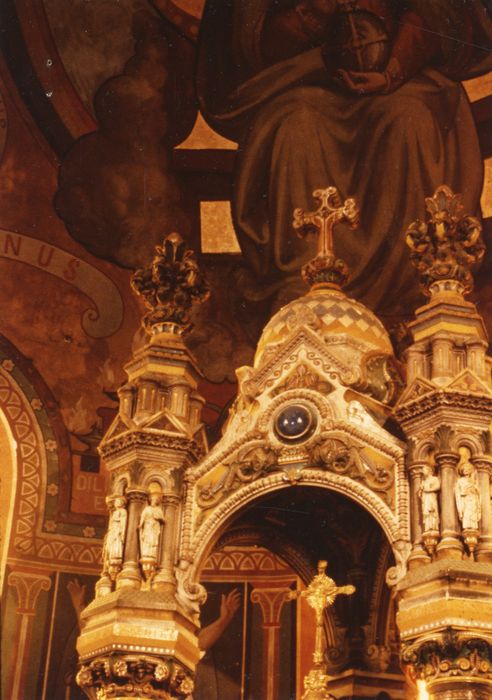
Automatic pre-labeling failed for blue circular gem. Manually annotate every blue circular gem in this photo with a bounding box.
[275,404,313,441]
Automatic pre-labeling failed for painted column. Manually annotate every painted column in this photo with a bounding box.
[250,585,291,700]
[7,568,52,700]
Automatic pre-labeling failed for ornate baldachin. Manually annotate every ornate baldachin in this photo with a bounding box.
[293,187,359,288]
[76,654,194,698]
[405,185,485,296]
[131,232,209,334]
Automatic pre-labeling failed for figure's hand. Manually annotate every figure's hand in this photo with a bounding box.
[338,69,387,95]
[219,589,241,624]
[198,588,242,652]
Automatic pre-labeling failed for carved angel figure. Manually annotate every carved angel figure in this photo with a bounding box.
[139,492,165,561]
[418,465,440,533]
[455,457,481,531]
[104,496,127,569]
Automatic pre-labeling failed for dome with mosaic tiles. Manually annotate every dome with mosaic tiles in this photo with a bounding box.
[254,286,399,404]
[256,287,392,362]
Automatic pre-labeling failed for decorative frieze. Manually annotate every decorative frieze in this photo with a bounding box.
[76,654,195,699]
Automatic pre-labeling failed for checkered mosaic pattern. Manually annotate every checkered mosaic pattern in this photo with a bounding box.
[257,289,392,360]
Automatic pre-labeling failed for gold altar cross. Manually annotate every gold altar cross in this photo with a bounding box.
[289,560,355,700]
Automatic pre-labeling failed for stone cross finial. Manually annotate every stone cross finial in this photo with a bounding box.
[405,185,485,297]
[293,187,359,288]
[131,232,209,335]
[289,560,355,699]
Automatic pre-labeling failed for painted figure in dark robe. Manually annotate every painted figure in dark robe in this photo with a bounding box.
[197,1,492,313]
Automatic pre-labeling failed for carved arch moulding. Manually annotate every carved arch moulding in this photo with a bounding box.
[178,467,410,610]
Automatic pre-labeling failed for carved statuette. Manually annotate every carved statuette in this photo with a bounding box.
[418,462,441,555]
[138,490,165,581]
[455,448,481,554]
[131,232,210,334]
[405,184,484,296]
[289,560,354,700]
[293,186,359,288]
[103,495,128,580]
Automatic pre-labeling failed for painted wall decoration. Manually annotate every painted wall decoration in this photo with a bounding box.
[1,2,492,698]
[0,230,123,338]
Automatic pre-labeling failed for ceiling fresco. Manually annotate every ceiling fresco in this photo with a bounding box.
[0,1,491,495]
[3,0,492,422]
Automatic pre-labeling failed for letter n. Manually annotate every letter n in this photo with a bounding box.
[4,234,22,256]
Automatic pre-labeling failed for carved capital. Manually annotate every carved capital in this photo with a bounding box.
[402,636,492,687]
[76,654,194,699]
[473,455,492,474]
[125,488,149,504]
[435,452,460,469]
[408,461,428,479]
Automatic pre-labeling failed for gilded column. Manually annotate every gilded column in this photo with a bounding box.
[169,381,190,419]
[116,488,147,590]
[405,343,428,384]
[153,493,180,593]
[435,452,462,560]
[136,380,158,418]
[465,339,487,380]
[407,462,431,568]
[474,456,492,562]
[431,336,455,385]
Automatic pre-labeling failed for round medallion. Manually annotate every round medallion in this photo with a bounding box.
[274,404,314,442]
